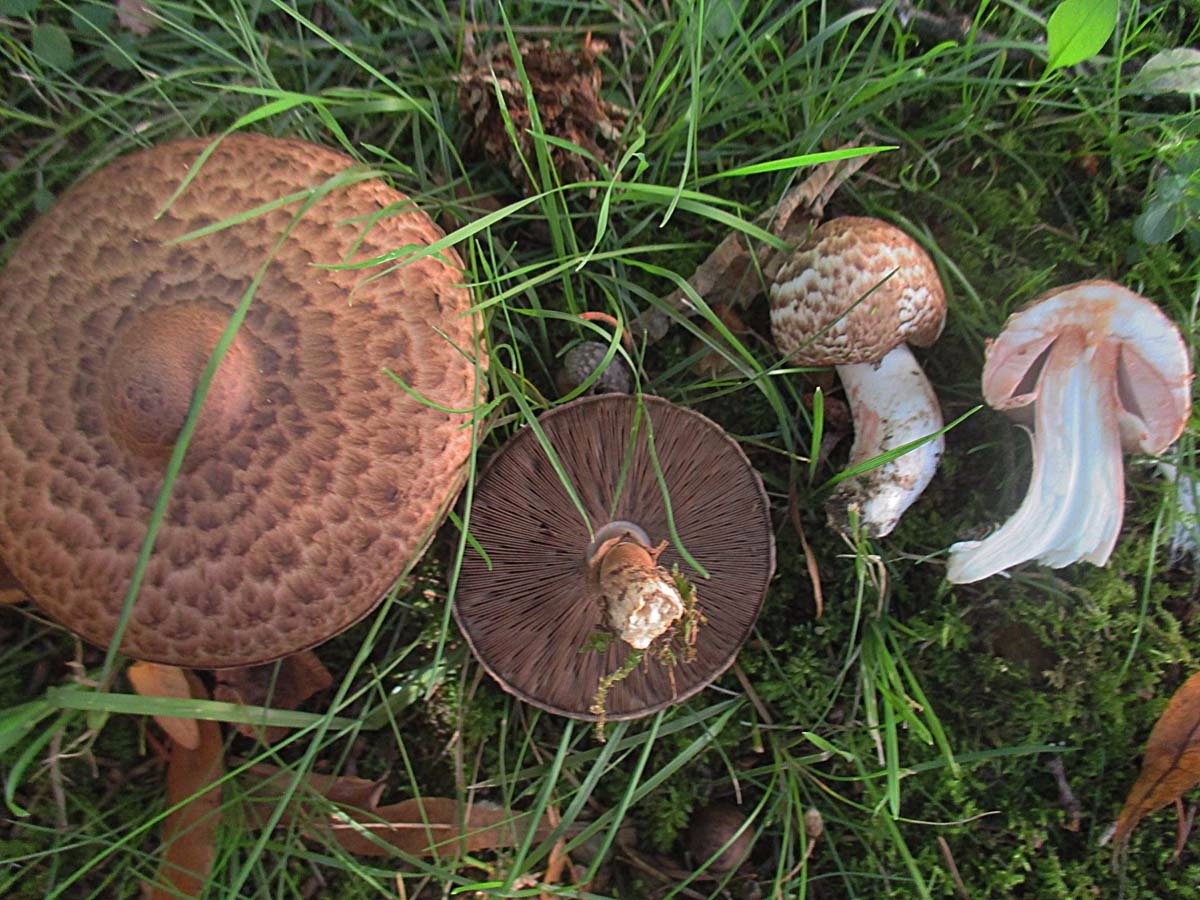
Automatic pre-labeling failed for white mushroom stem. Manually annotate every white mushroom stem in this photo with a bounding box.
[828,344,945,538]
[947,332,1123,583]
[602,550,685,650]
[1157,461,1200,564]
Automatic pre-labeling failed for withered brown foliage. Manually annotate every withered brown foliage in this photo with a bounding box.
[213,650,333,743]
[457,34,629,193]
[1112,670,1200,855]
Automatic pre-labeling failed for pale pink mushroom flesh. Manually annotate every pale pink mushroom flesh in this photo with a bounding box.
[947,280,1193,584]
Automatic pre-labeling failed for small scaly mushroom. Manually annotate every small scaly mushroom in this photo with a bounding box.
[770,217,948,537]
[947,281,1192,583]
[453,394,774,722]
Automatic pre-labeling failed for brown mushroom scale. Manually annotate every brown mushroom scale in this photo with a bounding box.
[0,134,484,668]
[453,395,774,721]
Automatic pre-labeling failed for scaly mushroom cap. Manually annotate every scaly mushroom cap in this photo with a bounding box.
[453,394,774,721]
[769,216,946,364]
[0,134,484,667]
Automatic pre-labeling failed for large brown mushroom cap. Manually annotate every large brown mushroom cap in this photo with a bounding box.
[453,394,774,721]
[0,134,484,668]
[769,216,946,364]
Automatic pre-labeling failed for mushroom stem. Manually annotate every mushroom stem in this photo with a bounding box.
[828,344,945,537]
[589,532,685,650]
[947,331,1123,583]
[1157,462,1200,564]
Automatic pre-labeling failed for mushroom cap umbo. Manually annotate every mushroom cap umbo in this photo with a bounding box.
[0,134,484,668]
[452,394,774,721]
[769,216,946,365]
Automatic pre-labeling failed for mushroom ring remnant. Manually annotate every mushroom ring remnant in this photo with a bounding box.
[0,133,484,668]
[769,216,948,538]
[946,280,1192,584]
[453,394,774,721]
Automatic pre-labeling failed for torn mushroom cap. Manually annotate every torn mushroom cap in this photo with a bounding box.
[947,280,1192,584]
[769,216,948,537]
[452,394,774,721]
[0,133,484,668]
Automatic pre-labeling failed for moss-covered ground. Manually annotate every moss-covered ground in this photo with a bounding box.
[2,1,1199,897]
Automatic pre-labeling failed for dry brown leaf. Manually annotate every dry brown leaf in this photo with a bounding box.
[213,650,332,743]
[1112,671,1200,848]
[127,661,201,750]
[689,304,756,382]
[242,767,551,860]
[319,797,544,858]
[244,762,387,811]
[144,671,224,900]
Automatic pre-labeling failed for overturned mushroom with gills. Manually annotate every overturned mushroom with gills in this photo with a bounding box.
[0,133,483,678]
[947,280,1192,584]
[453,394,774,724]
[770,217,948,537]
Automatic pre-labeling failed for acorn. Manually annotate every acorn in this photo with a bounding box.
[686,801,753,873]
[558,340,633,395]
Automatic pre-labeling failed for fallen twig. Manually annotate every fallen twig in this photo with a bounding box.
[1046,756,1081,832]
[937,835,971,900]
[631,148,873,344]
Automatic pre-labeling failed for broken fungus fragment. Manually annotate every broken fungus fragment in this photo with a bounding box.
[0,133,485,668]
[453,394,774,721]
[947,281,1192,583]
